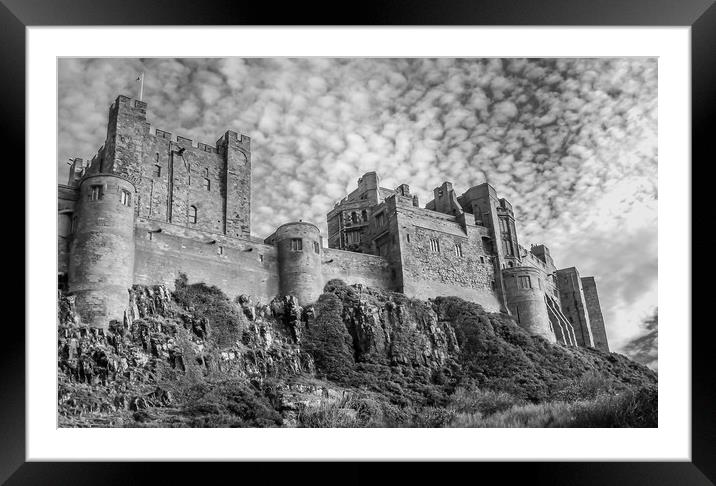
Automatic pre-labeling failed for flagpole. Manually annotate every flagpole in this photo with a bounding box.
[138,72,144,101]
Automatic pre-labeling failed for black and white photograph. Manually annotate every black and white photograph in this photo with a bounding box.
[56,57,658,428]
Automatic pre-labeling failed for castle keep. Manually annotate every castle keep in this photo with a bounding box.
[58,94,609,352]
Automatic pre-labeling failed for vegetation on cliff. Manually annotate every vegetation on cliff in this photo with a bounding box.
[57,277,657,428]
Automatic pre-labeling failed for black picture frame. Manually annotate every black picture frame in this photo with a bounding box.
[5,0,709,483]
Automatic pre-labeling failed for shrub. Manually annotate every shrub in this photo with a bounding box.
[296,399,360,428]
[184,379,282,428]
[172,274,246,348]
[302,293,355,382]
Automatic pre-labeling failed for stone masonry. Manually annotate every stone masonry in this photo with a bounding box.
[58,94,609,352]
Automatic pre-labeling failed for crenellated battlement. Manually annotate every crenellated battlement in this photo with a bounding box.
[108,94,250,156]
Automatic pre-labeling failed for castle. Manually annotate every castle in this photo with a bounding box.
[57,94,609,352]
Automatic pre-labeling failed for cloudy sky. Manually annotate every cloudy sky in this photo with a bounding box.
[57,58,658,365]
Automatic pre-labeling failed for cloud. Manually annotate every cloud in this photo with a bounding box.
[622,311,658,370]
[57,57,657,360]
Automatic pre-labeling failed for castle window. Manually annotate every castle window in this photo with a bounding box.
[218,246,223,255]
[259,254,264,262]
[479,256,485,264]
[503,239,515,256]
[203,168,209,177]
[203,178,211,191]
[361,210,368,222]
[519,276,532,289]
[376,212,385,228]
[155,153,159,162]
[89,184,104,201]
[120,189,132,207]
[430,238,440,252]
[499,218,508,233]
[153,164,162,177]
[454,243,463,257]
[346,231,361,244]
[406,233,411,243]
[508,261,514,268]
[290,238,302,251]
[313,241,320,254]
[189,206,197,224]
[351,212,359,224]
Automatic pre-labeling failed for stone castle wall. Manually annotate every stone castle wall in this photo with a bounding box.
[132,219,280,303]
[130,219,395,306]
[322,247,395,291]
[581,277,610,352]
[394,200,502,312]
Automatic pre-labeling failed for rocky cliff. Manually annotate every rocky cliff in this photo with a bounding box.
[58,277,657,427]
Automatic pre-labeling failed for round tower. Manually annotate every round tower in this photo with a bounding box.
[274,222,323,305]
[68,174,136,328]
[502,266,555,343]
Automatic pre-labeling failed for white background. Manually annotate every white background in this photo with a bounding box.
[27,27,690,461]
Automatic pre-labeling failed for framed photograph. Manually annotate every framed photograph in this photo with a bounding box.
[9,0,710,482]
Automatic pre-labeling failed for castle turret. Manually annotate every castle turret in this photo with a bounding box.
[270,222,323,305]
[216,130,252,238]
[503,266,555,343]
[356,172,381,205]
[68,174,136,328]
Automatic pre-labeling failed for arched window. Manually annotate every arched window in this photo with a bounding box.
[351,212,358,223]
[203,168,209,177]
[189,205,197,224]
[203,178,210,191]
[361,210,368,221]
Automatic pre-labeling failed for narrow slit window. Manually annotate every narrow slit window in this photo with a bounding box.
[89,184,104,201]
[120,189,132,206]
[454,243,463,257]
[153,164,162,177]
[313,241,320,254]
